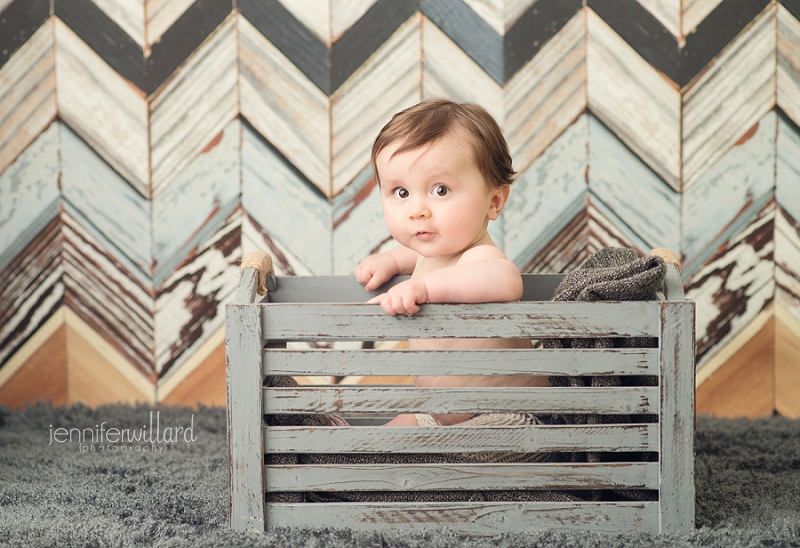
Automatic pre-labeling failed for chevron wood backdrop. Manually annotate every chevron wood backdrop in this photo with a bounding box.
[1,0,799,417]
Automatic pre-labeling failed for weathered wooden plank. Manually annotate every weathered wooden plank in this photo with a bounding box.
[264,424,658,454]
[264,386,659,415]
[263,347,659,377]
[264,461,659,492]
[663,264,684,301]
[265,501,659,534]
[226,302,266,533]
[658,301,696,534]
[261,301,661,340]
[236,269,260,305]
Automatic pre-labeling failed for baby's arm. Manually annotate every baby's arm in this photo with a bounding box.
[355,246,418,292]
[369,246,523,316]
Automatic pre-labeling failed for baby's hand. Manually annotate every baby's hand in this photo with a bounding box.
[355,253,398,292]
[367,278,428,316]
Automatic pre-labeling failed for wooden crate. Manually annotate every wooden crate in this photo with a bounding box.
[226,266,695,535]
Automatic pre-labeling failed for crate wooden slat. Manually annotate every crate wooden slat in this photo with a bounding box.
[264,386,659,415]
[261,301,661,341]
[264,461,660,492]
[263,424,658,454]
[263,347,660,377]
[266,501,660,534]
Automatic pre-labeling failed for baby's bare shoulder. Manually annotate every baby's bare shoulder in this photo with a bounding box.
[457,244,510,263]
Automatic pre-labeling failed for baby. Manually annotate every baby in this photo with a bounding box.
[355,99,548,427]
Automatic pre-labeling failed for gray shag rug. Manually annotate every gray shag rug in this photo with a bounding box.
[1,403,799,548]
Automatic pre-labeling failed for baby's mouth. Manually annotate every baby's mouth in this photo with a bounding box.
[415,231,434,241]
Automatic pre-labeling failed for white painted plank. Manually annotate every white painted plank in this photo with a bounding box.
[779,5,800,128]
[264,385,659,415]
[54,19,149,194]
[587,9,680,189]
[146,0,195,46]
[264,424,659,453]
[264,461,660,492]
[0,21,56,179]
[683,0,724,35]
[778,99,800,223]
[263,347,660,377]
[238,16,331,195]
[331,0,378,39]
[260,301,661,340]
[93,0,145,46]
[277,0,330,43]
[682,6,776,189]
[331,15,421,194]
[638,0,680,38]
[149,17,238,193]
[504,12,585,175]
[266,501,660,534]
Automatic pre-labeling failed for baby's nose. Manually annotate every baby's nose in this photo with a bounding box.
[408,201,430,219]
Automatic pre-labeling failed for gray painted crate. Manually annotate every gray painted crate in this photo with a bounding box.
[226,266,695,535]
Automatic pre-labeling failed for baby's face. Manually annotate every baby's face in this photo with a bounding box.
[375,129,507,260]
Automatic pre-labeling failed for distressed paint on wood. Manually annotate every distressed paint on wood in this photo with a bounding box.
[149,15,237,193]
[60,125,152,283]
[681,0,772,86]
[266,501,659,534]
[61,207,155,376]
[686,205,775,366]
[683,111,777,279]
[331,14,421,194]
[241,124,332,275]
[332,168,388,275]
[264,386,659,415]
[238,16,331,195]
[0,216,63,366]
[54,18,150,194]
[227,301,266,532]
[261,301,661,341]
[151,118,240,283]
[0,121,59,272]
[778,5,800,128]
[588,0,680,84]
[682,0,724,35]
[421,17,503,124]
[522,208,593,275]
[155,215,241,376]
[331,0,377,40]
[504,12,585,178]
[586,9,681,190]
[588,115,680,253]
[92,0,145,47]
[276,0,329,43]
[776,208,800,327]
[0,0,50,71]
[263,347,659,377]
[658,301,696,534]
[681,5,776,189]
[241,214,313,278]
[637,0,680,38]
[0,19,56,180]
[264,423,659,454]
[265,461,660,492]
[777,113,800,224]
[146,0,195,46]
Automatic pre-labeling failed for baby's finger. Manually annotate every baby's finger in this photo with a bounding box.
[366,294,383,305]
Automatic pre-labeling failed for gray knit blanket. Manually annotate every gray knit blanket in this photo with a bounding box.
[266,247,666,504]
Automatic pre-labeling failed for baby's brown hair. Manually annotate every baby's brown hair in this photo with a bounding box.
[371,99,516,187]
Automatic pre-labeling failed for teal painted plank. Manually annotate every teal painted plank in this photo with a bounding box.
[241,124,332,275]
[332,166,388,275]
[0,122,59,272]
[588,115,680,254]
[778,113,800,223]
[683,110,777,278]
[152,119,240,284]
[60,124,151,283]
[504,114,588,268]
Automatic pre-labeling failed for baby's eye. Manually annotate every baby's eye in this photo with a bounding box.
[392,187,409,199]
[433,185,449,197]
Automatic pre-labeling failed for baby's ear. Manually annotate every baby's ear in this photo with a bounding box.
[488,185,511,220]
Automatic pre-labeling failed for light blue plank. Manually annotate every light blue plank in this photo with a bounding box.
[682,111,777,278]
[504,114,588,268]
[0,123,60,272]
[588,116,680,254]
[60,124,151,281]
[778,113,800,223]
[332,165,389,275]
[152,119,241,285]
[241,125,332,275]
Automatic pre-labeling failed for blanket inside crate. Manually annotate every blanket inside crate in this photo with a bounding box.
[265,247,666,503]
